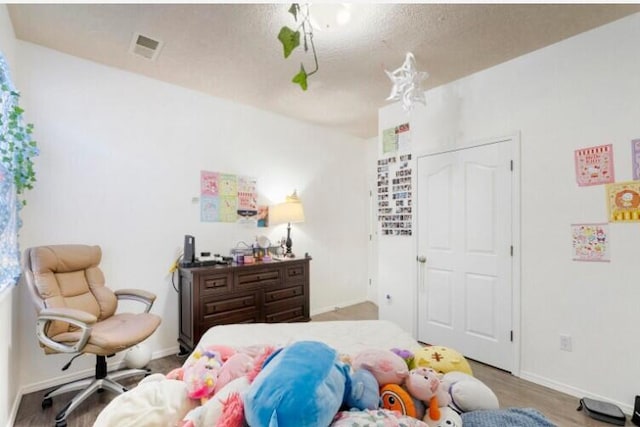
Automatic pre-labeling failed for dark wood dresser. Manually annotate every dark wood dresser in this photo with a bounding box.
[177,257,311,353]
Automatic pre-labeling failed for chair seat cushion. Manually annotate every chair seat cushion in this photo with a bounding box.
[51,312,161,355]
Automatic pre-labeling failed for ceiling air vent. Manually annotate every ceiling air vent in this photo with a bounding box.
[129,32,163,60]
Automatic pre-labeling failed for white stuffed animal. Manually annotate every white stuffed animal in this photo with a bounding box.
[442,371,499,413]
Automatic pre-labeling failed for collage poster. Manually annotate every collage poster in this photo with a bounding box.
[632,138,640,181]
[571,223,610,262]
[574,144,615,186]
[200,171,258,223]
[377,153,412,236]
[382,123,411,154]
[606,180,640,222]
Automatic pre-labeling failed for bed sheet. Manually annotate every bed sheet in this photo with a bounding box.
[196,319,422,355]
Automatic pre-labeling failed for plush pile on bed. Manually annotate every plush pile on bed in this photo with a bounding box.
[93,321,557,427]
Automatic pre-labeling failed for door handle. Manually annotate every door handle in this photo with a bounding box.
[416,255,427,263]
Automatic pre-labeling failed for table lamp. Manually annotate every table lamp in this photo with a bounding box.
[269,190,305,258]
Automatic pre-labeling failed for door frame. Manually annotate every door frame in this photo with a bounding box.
[414,133,521,376]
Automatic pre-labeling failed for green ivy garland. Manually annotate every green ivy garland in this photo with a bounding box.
[277,3,319,91]
[0,54,38,206]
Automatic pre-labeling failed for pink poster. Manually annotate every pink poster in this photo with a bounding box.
[574,144,615,186]
[200,171,219,196]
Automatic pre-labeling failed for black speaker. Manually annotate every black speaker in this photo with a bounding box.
[183,235,195,265]
[633,395,640,426]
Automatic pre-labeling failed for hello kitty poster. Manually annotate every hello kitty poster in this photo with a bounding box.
[606,181,640,222]
[574,144,615,186]
[571,223,610,262]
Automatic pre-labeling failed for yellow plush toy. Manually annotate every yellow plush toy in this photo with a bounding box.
[411,346,473,376]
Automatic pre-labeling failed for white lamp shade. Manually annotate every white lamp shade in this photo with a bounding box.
[270,192,305,225]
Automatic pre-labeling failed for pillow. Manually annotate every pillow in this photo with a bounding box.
[331,409,430,426]
[93,378,197,427]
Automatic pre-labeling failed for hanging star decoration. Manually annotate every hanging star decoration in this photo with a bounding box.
[385,52,429,111]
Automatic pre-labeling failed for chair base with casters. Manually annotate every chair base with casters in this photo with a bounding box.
[42,354,150,427]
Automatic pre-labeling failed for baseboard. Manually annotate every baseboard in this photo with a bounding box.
[310,298,374,317]
[519,370,633,415]
[10,345,181,426]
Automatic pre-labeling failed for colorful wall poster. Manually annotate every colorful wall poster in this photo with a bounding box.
[632,139,640,181]
[381,123,411,154]
[200,171,219,196]
[377,153,412,236]
[219,174,237,196]
[571,223,610,262]
[257,205,269,227]
[574,144,615,186]
[199,170,260,224]
[237,175,257,220]
[219,195,238,223]
[382,127,397,154]
[200,196,219,222]
[606,180,640,222]
[396,123,411,152]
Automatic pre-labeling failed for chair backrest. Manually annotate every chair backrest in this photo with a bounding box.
[23,245,118,337]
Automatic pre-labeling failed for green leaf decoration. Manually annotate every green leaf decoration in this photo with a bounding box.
[278,26,300,58]
[288,3,299,21]
[292,64,308,91]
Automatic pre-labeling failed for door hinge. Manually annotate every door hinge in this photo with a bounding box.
[510,330,514,342]
[510,245,513,256]
[369,234,372,241]
[510,160,513,171]
[369,278,372,285]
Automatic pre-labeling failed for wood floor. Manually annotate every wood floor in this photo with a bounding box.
[13,301,631,426]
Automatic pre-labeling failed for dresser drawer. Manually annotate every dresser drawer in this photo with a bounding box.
[236,267,282,289]
[284,262,307,283]
[265,303,306,323]
[202,293,257,317]
[202,308,260,328]
[199,272,232,295]
[264,284,304,303]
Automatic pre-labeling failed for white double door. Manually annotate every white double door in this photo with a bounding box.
[416,139,515,371]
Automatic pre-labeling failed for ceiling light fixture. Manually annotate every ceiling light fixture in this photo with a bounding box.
[309,3,352,30]
[385,52,428,112]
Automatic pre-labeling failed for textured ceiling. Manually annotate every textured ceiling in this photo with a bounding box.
[7,4,640,139]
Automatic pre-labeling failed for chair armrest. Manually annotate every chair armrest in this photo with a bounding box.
[37,308,96,354]
[115,288,157,313]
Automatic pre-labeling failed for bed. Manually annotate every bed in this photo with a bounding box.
[94,320,556,427]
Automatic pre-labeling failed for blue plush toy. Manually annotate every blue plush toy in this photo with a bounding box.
[243,341,351,427]
[344,369,380,411]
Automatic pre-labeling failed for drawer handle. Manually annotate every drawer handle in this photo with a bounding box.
[270,294,275,300]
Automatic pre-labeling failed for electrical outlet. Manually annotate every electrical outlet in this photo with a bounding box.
[560,334,572,352]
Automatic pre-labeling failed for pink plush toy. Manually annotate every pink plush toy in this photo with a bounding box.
[352,348,409,385]
[405,367,452,408]
[183,349,223,404]
[213,352,253,394]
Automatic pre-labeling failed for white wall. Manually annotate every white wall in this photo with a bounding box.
[378,13,640,412]
[0,5,21,427]
[15,41,370,394]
